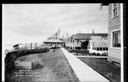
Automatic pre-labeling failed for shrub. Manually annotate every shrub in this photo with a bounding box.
[102,53,107,56]
[92,52,96,55]
[96,53,100,56]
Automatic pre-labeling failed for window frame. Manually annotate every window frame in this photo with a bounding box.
[111,3,119,19]
[111,29,121,49]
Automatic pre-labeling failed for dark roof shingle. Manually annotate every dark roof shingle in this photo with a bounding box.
[71,33,108,40]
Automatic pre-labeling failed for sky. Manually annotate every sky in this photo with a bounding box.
[2,4,108,46]
[2,4,108,81]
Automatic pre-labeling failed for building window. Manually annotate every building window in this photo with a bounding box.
[112,30,121,47]
[100,48,102,51]
[97,48,99,51]
[112,3,118,18]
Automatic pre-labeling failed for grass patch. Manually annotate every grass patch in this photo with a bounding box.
[78,57,120,82]
[6,48,79,82]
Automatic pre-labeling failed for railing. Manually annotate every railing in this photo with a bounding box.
[4,43,45,55]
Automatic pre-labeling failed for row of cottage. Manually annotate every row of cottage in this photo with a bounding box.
[44,32,108,54]
[44,3,122,65]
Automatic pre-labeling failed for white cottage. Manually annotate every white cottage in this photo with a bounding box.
[44,39,64,48]
[88,36,108,55]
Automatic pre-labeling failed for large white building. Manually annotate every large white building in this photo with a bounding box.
[102,3,123,64]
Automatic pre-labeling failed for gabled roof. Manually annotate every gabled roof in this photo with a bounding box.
[71,33,108,40]
[72,33,91,40]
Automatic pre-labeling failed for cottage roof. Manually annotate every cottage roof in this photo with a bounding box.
[71,33,108,40]
[91,36,108,47]
[72,33,91,40]
[44,39,63,43]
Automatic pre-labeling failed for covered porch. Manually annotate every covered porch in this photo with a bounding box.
[44,39,64,47]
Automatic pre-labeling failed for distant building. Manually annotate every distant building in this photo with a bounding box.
[65,33,91,50]
[43,39,64,47]
[101,3,123,64]
[44,29,64,48]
